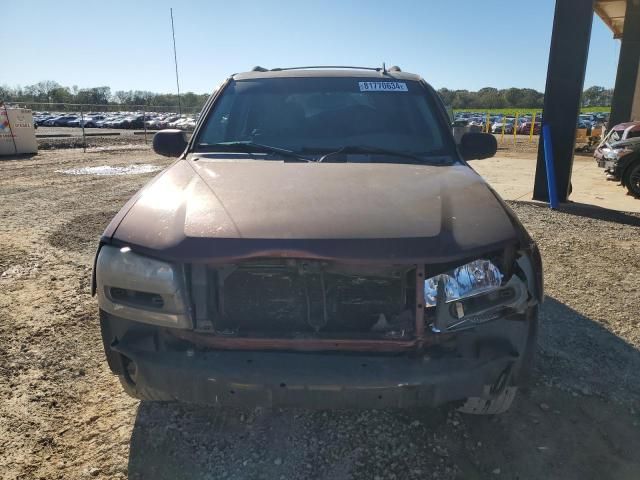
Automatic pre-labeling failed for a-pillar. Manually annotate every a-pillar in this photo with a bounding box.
[610,0,640,126]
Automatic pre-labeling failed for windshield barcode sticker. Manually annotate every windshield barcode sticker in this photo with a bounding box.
[358,81,408,92]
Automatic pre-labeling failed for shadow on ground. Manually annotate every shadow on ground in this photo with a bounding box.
[513,199,640,226]
[537,296,640,403]
[0,152,39,161]
[127,296,640,480]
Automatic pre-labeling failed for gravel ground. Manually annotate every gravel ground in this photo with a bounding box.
[494,135,540,157]
[0,146,639,480]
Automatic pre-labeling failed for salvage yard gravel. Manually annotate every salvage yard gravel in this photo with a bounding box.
[1,147,639,479]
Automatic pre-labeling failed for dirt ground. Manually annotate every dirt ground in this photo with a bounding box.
[1,143,639,480]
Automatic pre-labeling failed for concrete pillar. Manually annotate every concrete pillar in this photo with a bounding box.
[609,0,640,127]
[533,0,594,202]
[631,57,640,121]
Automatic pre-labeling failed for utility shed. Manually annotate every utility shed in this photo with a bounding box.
[0,107,38,155]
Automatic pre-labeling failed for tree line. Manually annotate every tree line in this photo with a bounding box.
[0,80,614,111]
[437,85,612,109]
[0,81,209,111]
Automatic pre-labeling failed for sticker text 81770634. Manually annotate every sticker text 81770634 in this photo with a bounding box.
[358,81,408,92]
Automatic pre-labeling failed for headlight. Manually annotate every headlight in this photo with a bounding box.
[604,149,618,160]
[604,148,632,161]
[424,259,503,307]
[96,245,191,328]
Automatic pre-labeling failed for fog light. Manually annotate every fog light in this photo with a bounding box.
[109,287,164,309]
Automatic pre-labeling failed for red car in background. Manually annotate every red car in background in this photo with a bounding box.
[517,121,541,135]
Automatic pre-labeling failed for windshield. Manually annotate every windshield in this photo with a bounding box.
[195,77,454,161]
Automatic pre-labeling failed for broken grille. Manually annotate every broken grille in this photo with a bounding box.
[194,259,421,339]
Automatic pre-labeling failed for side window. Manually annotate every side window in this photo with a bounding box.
[627,130,640,139]
[199,91,235,144]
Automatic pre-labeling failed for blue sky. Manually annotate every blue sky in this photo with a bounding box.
[4,0,621,94]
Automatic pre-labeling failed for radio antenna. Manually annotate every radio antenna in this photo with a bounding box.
[170,8,182,115]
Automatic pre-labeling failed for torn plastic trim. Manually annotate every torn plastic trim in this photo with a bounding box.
[516,248,543,303]
[91,242,102,297]
[166,330,424,352]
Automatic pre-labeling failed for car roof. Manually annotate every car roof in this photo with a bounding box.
[232,67,423,82]
[613,121,640,131]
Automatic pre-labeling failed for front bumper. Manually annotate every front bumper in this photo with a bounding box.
[597,158,617,171]
[114,342,517,408]
[101,310,535,409]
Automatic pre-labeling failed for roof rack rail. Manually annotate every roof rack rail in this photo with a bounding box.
[269,66,385,72]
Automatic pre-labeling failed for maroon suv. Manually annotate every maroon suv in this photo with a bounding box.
[94,67,542,414]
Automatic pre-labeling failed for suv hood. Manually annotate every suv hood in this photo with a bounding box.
[105,158,520,263]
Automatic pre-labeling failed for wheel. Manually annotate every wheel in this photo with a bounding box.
[623,162,640,197]
[458,363,518,415]
[459,307,537,415]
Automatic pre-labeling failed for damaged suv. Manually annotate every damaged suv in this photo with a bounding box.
[94,66,542,414]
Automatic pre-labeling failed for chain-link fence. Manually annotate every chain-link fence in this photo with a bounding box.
[5,101,201,115]
[4,101,202,150]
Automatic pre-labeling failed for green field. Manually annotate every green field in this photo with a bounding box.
[453,106,610,115]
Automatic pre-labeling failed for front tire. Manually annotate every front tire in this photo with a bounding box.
[459,307,537,415]
[623,162,640,197]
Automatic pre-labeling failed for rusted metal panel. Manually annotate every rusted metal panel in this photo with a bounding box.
[168,329,444,352]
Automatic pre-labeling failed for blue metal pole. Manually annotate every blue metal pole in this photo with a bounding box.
[542,124,559,209]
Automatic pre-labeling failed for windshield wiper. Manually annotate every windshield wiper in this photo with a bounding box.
[316,145,432,164]
[196,141,315,162]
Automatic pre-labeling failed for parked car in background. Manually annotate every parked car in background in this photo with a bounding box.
[31,110,204,131]
[169,116,197,130]
[103,116,127,128]
[145,117,166,129]
[119,115,145,129]
[95,117,115,128]
[491,120,514,134]
[53,115,79,127]
[35,115,55,126]
[43,115,64,126]
[84,115,106,127]
[517,121,541,135]
[578,114,594,126]
[595,121,640,166]
[68,115,105,128]
[595,121,640,196]
[158,115,181,128]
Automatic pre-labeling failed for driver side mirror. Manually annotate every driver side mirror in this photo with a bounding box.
[153,129,188,157]
[460,132,497,160]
